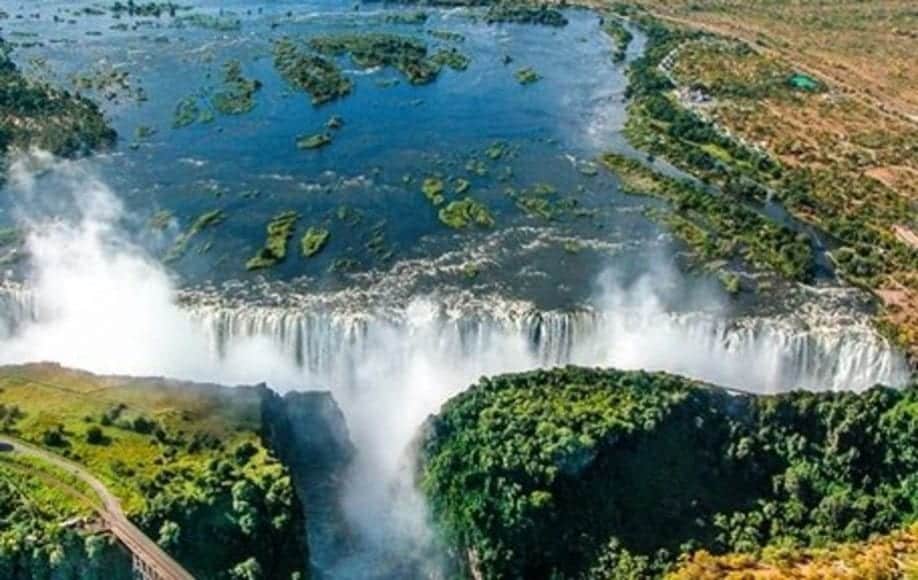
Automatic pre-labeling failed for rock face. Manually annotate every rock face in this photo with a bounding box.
[261,388,356,578]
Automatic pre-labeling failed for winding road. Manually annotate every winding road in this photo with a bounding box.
[0,435,194,580]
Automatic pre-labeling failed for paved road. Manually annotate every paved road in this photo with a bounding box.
[0,435,195,580]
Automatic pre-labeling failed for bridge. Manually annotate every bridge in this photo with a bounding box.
[0,436,194,580]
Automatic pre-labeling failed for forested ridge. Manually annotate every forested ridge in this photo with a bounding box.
[418,367,918,579]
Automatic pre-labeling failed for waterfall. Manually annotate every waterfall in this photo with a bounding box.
[0,281,911,393]
[181,295,910,393]
[0,277,912,578]
[0,282,37,339]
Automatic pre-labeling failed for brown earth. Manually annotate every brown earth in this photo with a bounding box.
[627,0,918,123]
[669,525,918,579]
[588,0,918,357]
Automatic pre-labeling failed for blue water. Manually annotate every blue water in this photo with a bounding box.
[1,1,690,306]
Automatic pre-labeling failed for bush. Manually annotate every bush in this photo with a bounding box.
[85,425,106,445]
[131,416,157,435]
[233,441,258,466]
[41,425,67,447]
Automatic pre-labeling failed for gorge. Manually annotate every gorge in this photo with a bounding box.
[0,0,914,578]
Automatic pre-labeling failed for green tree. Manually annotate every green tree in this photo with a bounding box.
[230,557,262,580]
[158,521,181,551]
[41,425,66,447]
[86,425,105,445]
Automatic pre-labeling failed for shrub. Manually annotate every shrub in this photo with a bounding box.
[86,425,106,445]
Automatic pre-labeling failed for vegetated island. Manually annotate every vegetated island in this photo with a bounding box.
[417,366,918,579]
[271,32,469,105]
[246,210,300,271]
[211,59,262,116]
[514,66,541,85]
[484,3,568,27]
[0,37,115,167]
[164,208,226,263]
[0,362,356,580]
[273,38,353,106]
[308,33,469,85]
[171,60,262,129]
[600,14,632,62]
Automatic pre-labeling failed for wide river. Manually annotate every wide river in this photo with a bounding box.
[1,0,660,304]
[0,2,912,577]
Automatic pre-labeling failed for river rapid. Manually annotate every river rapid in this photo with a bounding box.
[0,2,912,578]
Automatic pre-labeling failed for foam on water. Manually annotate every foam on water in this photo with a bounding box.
[0,278,909,393]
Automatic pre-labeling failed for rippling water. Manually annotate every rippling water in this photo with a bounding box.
[0,3,911,578]
[1,1,656,289]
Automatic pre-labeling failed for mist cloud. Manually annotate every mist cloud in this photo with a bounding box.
[0,151,301,387]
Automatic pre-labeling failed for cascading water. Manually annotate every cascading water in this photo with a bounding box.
[3,275,911,578]
[187,303,910,393]
[1,281,909,393]
[0,282,36,339]
[0,152,912,578]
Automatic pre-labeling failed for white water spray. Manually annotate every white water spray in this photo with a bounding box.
[0,154,910,576]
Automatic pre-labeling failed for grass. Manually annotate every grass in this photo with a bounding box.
[0,363,308,579]
[0,364,261,514]
[669,524,918,579]
[0,452,100,507]
[0,460,91,517]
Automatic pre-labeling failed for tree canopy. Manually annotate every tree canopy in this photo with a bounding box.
[418,367,918,579]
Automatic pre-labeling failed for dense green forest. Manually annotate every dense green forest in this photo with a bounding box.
[0,37,114,160]
[0,462,132,580]
[131,435,308,580]
[417,367,918,579]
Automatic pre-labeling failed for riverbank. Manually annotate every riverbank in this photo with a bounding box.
[583,2,917,358]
